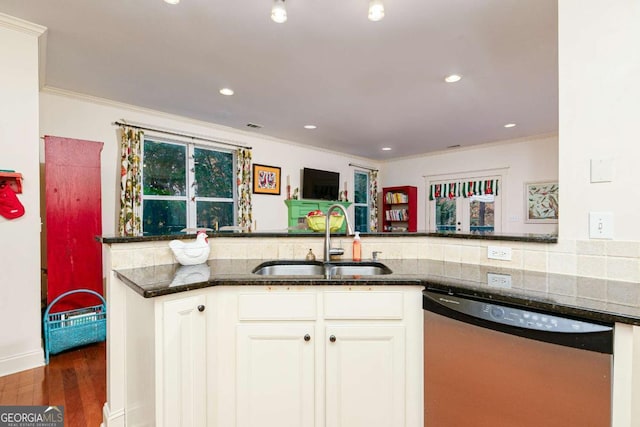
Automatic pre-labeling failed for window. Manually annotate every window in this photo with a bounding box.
[429,174,502,233]
[353,171,369,232]
[142,138,235,235]
[434,195,496,232]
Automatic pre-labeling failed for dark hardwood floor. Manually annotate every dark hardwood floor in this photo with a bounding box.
[0,341,106,427]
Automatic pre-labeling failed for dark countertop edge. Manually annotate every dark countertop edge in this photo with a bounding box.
[114,271,638,326]
[424,281,640,327]
[100,231,557,244]
[116,272,424,298]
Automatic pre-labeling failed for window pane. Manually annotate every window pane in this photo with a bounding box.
[436,198,456,231]
[143,200,186,235]
[354,205,369,233]
[143,141,186,196]
[194,148,234,198]
[197,201,234,229]
[354,172,368,204]
[470,200,495,232]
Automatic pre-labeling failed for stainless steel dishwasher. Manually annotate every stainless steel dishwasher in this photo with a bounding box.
[423,289,613,427]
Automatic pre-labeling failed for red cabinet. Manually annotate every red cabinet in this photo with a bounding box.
[45,136,103,312]
[382,186,417,232]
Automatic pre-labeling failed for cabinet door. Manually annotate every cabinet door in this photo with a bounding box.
[325,325,405,427]
[162,295,207,427]
[237,324,315,427]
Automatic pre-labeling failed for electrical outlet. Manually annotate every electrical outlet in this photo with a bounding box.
[487,273,512,288]
[487,246,512,261]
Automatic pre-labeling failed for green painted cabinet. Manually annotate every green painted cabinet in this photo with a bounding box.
[285,200,352,233]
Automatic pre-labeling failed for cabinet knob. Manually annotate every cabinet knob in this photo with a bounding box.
[304,334,311,342]
[197,305,205,312]
[329,335,336,343]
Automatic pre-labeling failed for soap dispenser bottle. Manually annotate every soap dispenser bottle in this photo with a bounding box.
[352,231,361,261]
[306,249,316,261]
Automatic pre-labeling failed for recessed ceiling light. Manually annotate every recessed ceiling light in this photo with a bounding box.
[219,88,234,96]
[303,125,317,130]
[368,0,385,22]
[271,0,287,23]
[164,0,180,4]
[504,123,516,128]
[444,74,462,83]
[382,147,392,151]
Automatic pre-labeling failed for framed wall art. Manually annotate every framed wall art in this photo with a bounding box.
[252,164,281,195]
[525,181,558,223]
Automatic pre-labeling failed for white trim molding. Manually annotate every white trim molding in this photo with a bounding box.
[0,12,47,36]
[0,348,44,377]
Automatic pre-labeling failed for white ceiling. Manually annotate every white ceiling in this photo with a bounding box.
[0,0,558,160]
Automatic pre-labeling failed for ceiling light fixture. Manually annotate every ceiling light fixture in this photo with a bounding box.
[219,88,234,96]
[445,74,462,83]
[271,0,287,23]
[504,123,516,128]
[270,0,383,23]
[368,0,385,21]
[382,147,392,151]
[164,0,180,4]
[304,125,317,129]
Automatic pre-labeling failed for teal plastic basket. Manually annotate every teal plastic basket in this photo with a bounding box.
[43,289,106,364]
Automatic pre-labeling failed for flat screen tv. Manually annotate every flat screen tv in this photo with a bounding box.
[301,167,340,201]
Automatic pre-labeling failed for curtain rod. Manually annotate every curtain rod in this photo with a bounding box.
[113,120,252,150]
[348,162,378,172]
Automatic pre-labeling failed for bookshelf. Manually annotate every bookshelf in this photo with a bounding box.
[382,186,417,232]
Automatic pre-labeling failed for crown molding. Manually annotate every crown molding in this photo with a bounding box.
[0,12,47,37]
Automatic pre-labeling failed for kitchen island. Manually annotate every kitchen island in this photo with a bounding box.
[101,234,640,427]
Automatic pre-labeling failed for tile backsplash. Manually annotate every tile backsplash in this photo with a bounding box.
[108,236,640,283]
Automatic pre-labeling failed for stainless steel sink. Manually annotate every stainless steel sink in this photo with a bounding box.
[252,260,325,276]
[252,260,392,276]
[328,263,391,276]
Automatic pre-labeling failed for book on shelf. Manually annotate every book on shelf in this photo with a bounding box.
[384,192,409,204]
[385,209,409,221]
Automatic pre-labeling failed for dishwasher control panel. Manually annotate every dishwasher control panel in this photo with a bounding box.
[425,291,612,334]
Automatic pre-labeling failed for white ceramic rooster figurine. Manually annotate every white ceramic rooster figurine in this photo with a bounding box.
[169,232,210,265]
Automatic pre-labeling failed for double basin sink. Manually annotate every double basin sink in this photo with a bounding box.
[252,260,392,277]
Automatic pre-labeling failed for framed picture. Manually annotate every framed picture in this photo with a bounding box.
[252,164,281,195]
[525,181,558,223]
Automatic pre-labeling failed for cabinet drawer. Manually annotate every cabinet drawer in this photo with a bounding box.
[324,291,404,320]
[290,202,320,219]
[238,292,317,320]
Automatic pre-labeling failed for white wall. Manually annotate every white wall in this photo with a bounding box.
[382,135,558,234]
[559,0,640,242]
[39,90,381,235]
[0,15,46,375]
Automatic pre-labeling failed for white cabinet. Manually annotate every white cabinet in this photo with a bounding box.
[215,286,423,427]
[236,324,315,427]
[325,325,405,427]
[120,286,210,427]
[161,295,208,427]
[117,283,422,427]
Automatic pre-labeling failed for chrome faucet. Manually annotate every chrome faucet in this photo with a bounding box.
[324,204,354,262]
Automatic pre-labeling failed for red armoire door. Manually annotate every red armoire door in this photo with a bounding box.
[45,136,103,312]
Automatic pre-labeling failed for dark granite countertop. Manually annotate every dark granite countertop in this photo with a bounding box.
[101,231,557,244]
[114,259,639,326]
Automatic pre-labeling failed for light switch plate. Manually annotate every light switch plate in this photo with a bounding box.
[487,246,512,261]
[590,158,614,183]
[589,212,614,239]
